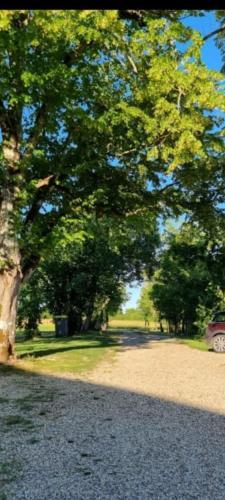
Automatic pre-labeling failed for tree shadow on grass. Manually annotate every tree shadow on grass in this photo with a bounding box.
[16,335,119,360]
[0,362,225,499]
[16,331,175,360]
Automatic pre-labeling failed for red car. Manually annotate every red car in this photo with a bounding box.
[205,311,225,352]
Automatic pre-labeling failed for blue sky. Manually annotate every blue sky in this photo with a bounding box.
[124,10,223,310]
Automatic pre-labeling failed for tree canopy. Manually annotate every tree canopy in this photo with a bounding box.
[1,10,225,271]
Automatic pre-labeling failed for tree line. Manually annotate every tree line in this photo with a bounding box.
[138,223,225,336]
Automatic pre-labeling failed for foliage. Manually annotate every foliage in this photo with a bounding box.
[18,213,159,334]
[138,282,158,322]
[194,304,214,338]
[0,10,224,276]
[17,269,46,336]
[150,224,225,335]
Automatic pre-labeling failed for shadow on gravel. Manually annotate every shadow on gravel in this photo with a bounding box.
[1,362,225,499]
[117,330,175,351]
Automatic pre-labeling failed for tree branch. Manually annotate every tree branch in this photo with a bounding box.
[117,148,137,157]
[62,41,92,67]
[25,103,47,157]
[125,207,148,217]
[22,254,40,282]
[23,171,72,226]
[24,175,56,226]
[119,10,147,26]
[177,88,184,112]
[127,54,138,74]
[156,181,179,194]
[119,10,181,24]
[36,175,55,189]
[203,24,225,41]
[0,102,9,132]
[0,101,21,146]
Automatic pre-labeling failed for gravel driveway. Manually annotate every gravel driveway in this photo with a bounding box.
[1,332,225,499]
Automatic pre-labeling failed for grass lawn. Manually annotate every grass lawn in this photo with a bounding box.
[176,337,209,352]
[14,333,119,376]
[109,319,162,330]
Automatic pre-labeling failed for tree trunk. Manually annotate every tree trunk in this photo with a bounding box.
[81,313,92,333]
[80,302,95,333]
[100,308,109,332]
[68,310,82,335]
[0,267,22,362]
[24,317,39,339]
[0,186,22,362]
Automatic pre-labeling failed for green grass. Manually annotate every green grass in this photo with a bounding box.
[14,332,118,376]
[109,319,161,330]
[176,337,209,352]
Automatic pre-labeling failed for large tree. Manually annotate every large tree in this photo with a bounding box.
[0,10,224,361]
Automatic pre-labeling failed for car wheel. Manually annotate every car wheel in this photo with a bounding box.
[213,334,225,353]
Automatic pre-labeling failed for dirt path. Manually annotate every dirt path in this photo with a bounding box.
[87,331,225,415]
[2,332,225,500]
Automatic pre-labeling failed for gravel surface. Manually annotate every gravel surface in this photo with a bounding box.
[1,332,225,499]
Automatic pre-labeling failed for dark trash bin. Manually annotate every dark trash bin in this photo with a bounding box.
[54,315,68,337]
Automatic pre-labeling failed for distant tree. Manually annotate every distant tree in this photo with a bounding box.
[151,224,225,335]
[138,282,157,325]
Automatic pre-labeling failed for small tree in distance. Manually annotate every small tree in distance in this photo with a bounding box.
[138,281,159,328]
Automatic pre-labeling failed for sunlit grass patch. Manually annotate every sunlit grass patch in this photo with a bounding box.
[39,321,55,332]
[108,319,161,330]
[176,337,209,352]
[15,333,118,376]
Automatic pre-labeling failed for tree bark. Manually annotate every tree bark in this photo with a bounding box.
[159,319,164,333]
[81,313,92,333]
[68,310,82,335]
[0,267,22,362]
[0,187,22,362]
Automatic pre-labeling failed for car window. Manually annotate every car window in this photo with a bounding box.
[213,313,225,322]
